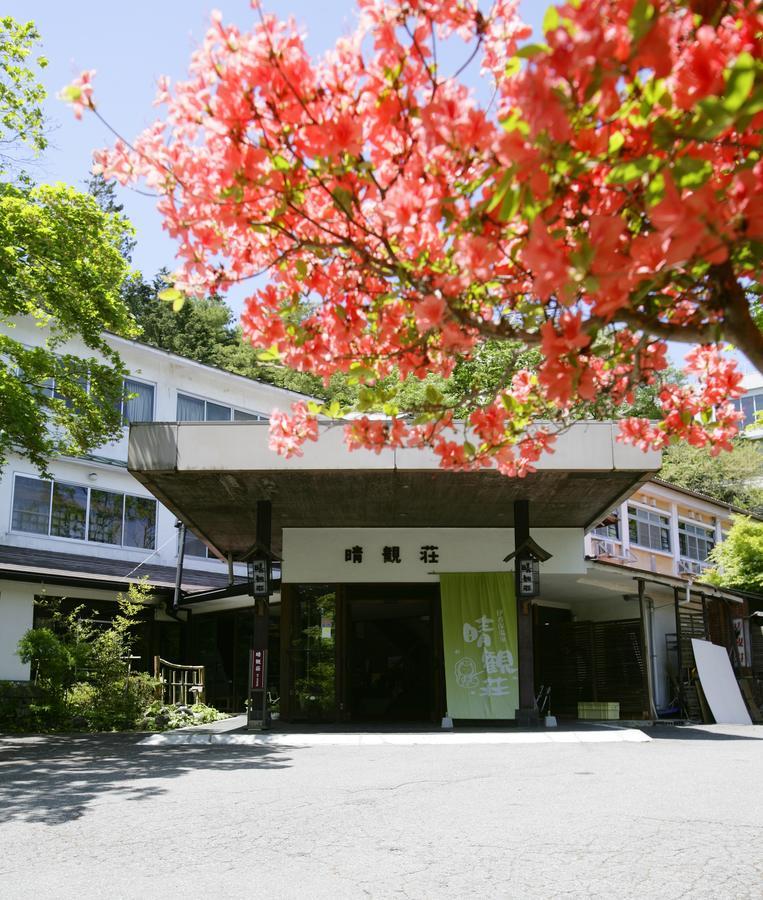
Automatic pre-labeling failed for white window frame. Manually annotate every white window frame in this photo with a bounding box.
[677,518,716,563]
[176,389,266,423]
[119,375,156,426]
[10,472,157,551]
[627,503,672,554]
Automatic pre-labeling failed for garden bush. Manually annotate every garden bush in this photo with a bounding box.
[3,582,226,733]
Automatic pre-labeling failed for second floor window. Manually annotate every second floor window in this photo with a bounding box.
[121,379,154,424]
[11,474,156,550]
[628,506,671,552]
[731,392,763,429]
[678,521,715,562]
[176,392,265,422]
[592,512,619,541]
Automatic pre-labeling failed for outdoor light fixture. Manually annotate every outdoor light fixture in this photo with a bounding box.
[87,472,97,482]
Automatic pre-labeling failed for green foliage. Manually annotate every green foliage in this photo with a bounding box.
[138,701,229,731]
[0,16,47,170]
[0,20,138,474]
[10,583,157,732]
[706,516,763,595]
[659,439,763,512]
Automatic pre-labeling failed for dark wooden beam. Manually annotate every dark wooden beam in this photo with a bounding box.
[514,499,538,724]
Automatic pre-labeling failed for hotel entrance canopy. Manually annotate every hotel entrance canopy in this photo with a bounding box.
[128,421,661,561]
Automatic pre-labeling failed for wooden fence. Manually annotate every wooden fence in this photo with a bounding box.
[153,657,205,706]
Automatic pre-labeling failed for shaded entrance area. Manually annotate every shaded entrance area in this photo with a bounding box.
[278,583,443,723]
[346,586,439,723]
[533,605,649,719]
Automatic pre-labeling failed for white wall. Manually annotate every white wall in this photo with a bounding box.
[0,581,34,680]
[2,316,312,573]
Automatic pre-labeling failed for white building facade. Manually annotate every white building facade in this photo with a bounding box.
[0,317,309,680]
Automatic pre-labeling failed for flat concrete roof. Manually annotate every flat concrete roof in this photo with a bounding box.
[128,421,661,560]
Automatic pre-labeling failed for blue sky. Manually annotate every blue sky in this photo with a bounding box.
[9,1,545,297]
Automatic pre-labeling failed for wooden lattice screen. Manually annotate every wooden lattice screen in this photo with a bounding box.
[154,657,205,706]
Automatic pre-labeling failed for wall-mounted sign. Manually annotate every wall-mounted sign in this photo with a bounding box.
[283,528,584,584]
[251,648,266,691]
[249,558,270,597]
[518,556,540,598]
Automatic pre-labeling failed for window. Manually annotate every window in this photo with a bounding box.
[11,476,51,535]
[176,392,265,422]
[628,506,671,552]
[592,512,619,540]
[121,379,154,424]
[678,521,715,562]
[183,529,211,559]
[11,474,156,550]
[732,392,763,428]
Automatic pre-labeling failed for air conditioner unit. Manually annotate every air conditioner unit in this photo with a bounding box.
[591,537,617,558]
[678,559,705,576]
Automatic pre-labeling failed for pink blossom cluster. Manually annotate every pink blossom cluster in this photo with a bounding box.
[63,0,763,473]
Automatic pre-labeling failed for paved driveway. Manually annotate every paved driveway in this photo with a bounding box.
[0,725,761,899]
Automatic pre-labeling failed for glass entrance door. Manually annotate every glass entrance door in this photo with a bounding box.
[345,586,439,723]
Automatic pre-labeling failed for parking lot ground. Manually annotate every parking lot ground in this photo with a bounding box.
[0,724,761,899]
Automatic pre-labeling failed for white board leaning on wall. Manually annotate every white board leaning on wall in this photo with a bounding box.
[691,639,752,726]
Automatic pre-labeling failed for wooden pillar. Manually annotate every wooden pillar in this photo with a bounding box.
[514,499,538,724]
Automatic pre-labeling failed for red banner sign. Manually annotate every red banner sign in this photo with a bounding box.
[251,648,266,691]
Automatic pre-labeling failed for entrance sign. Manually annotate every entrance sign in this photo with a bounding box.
[440,573,518,719]
[283,528,584,583]
[251,648,266,690]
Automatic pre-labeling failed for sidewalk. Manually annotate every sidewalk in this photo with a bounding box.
[138,715,654,747]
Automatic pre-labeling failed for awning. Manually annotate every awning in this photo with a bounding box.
[128,420,660,562]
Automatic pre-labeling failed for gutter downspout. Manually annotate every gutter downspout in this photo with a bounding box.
[173,522,187,612]
[648,597,660,711]
[637,578,658,719]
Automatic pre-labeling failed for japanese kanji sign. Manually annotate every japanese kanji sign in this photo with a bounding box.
[439,573,518,719]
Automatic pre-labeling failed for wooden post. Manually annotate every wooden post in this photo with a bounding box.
[514,499,538,724]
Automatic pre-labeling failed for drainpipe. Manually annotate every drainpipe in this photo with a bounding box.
[637,578,658,719]
[648,598,660,710]
[173,522,187,611]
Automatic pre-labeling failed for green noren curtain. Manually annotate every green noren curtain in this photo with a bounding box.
[440,573,518,719]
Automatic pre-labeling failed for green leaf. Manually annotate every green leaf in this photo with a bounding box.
[607,131,625,154]
[505,56,521,78]
[673,156,713,189]
[295,259,308,279]
[158,287,182,303]
[606,157,656,184]
[645,172,665,206]
[60,84,81,103]
[499,185,520,222]
[542,6,560,33]
[723,52,756,114]
[331,186,354,213]
[628,0,655,44]
[425,384,444,405]
[256,345,282,362]
[271,154,291,171]
[515,43,550,60]
[487,170,512,213]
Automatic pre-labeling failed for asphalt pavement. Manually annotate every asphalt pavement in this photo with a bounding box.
[0,724,761,899]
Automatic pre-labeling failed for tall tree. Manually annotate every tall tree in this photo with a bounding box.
[659,439,763,510]
[68,1,763,472]
[1,18,137,474]
[707,516,763,594]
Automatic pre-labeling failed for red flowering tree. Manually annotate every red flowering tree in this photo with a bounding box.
[65,0,763,475]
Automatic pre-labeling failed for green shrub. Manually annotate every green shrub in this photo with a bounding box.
[138,701,229,732]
